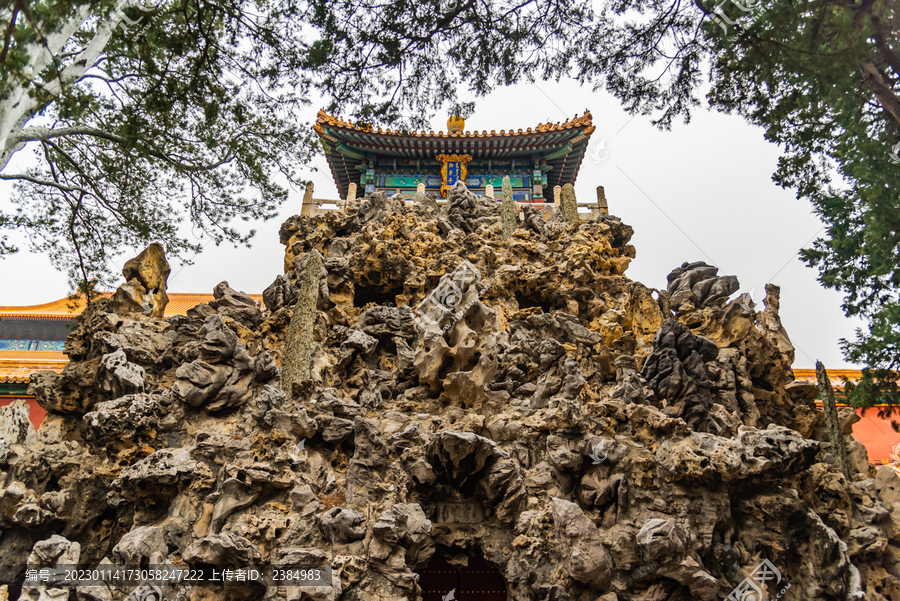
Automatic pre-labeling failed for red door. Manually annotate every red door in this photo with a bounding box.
[418,554,507,601]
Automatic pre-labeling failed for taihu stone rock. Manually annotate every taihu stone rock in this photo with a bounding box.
[108,241,171,317]
[0,194,893,601]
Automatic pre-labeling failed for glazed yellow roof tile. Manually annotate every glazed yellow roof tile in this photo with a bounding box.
[1,293,262,384]
[314,109,595,139]
[792,368,863,391]
[0,367,36,384]
[0,351,68,383]
[0,292,262,320]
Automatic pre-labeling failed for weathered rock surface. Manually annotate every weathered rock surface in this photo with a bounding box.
[0,400,33,448]
[108,241,171,317]
[3,185,897,601]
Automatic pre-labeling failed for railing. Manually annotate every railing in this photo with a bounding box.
[303,189,610,219]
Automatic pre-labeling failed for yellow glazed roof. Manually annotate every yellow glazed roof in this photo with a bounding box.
[0,292,262,384]
[0,292,261,320]
[0,351,69,383]
[791,368,863,391]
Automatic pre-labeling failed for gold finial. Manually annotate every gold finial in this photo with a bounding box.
[448,115,465,133]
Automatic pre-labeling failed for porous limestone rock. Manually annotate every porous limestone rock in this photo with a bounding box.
[98,348,145,398]
[18,535,81,601]
[2,181,898,601]
[209,281,263,328]
[183,532,262,566]
[758,283,795,364]
[263,275,299,313]
[316,507,366,544]
[108,242,171,317]
[0,400,33,448]
[667,260,739,314]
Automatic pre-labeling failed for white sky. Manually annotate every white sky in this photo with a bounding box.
[0,78,864,369]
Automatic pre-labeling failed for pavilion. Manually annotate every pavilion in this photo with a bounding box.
[313,110,597,203]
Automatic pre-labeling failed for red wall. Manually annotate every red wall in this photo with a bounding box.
[0,397,46,431]
[850,407,900,463]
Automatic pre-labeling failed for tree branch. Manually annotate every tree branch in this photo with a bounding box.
[0,172,90,194]
[0,0,23,64]
[9,125,238,171]
[0,3,121,172]
[860,61,900,127]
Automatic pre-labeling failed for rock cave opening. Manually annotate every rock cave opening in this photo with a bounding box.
[353,285,402,308]
[417,548,508,601]
[514,291,552,314]
[751,376,775,392]
[43,474,60,493]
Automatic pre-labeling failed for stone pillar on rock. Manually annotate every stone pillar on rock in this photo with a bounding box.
[485,184,494,199]
[301,182,315,217]
[345,183,357,210]
[413,182,427,204]
[817,361,852,480]
[596,185,609,217]
[500,176,517,240]
[561,183,580,223]
[553,185,562,207]
[282,249,323,394]
[108,242,171,317]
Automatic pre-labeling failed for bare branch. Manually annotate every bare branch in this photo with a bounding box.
[0,172,90,193]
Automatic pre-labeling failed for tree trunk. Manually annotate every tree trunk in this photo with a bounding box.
[0,3,120,171]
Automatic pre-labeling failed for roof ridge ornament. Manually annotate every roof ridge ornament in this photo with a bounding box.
[448,115,465,133]
[314,110,593,138]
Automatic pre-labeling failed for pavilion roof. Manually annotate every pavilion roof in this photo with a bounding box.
[791,368,863,392]
[0,351,68,383]
[314,109,596,198]
[0,292,261,320]
[0,292,261,385]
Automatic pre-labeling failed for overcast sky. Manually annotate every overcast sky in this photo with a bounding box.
[0,78,864,369]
